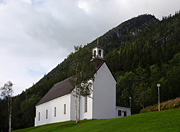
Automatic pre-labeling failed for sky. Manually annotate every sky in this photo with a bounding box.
[0,0,180,96]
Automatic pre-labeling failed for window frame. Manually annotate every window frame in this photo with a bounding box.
[84,96,87,113]
[118,110,121,116]
[64,104,66,114]
[54,107,56,117]
[38,112,40,121]
[46,110,48,119]
[98,49,101,57]
[124,111,127,117]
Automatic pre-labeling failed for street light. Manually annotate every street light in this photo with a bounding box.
[129,96,132,114]
[157,83,161,111]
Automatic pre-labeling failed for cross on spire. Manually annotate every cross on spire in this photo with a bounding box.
[97,38,99,45]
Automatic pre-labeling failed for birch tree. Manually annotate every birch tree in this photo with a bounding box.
[1,81,13,132]
[70,45,95,123]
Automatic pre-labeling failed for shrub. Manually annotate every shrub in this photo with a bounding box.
[140,97,180,113]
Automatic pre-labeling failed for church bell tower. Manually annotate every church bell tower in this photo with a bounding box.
[92,38,104,59]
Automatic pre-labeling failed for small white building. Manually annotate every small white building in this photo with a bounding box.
[34,44,131,126]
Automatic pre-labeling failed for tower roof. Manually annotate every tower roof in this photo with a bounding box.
[93,44,104,49]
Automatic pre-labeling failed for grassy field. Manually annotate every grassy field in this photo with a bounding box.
[13,108,180,132]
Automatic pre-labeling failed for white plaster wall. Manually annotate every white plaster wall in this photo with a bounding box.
[116,106,131,117]
[92,63,116,119]
[70,93,75,121]
[35,94,71,126]
[70,92,93,121]
[80,95,93,120]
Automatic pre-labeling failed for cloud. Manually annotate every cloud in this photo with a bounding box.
[0,0,180,95]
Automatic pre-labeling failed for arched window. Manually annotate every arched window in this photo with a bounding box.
[98,50,102,57]
[93,50,96,58]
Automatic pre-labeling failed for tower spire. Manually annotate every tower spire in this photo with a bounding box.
[97,38,99,45]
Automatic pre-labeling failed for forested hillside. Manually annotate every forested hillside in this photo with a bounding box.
[1,12,180,131]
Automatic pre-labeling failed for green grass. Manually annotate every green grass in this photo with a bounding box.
[13,108,180,132]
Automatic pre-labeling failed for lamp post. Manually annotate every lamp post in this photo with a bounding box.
[157,83,161,111]
[129,97,132,114]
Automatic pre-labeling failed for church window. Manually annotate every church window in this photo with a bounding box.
[93,50,96,58]
[64,104,66,114]
[46,110,48,119]
[54,107,56,117]
[38,112,40,121]
[84,96,87,113]
[118,110,121,116]
[124,111,127,117]
[98,50,102,57]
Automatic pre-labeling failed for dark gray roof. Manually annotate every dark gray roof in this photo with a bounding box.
[36,77,74,106]
[36,60,105,106]
[92,44,104,49]
[91,58,105,70]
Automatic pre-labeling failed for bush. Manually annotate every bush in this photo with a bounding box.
[140,97,180,113]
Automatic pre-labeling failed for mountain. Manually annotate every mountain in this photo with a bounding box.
[1,12,180,131]
[96,14,159,52]
[39,14,159,86]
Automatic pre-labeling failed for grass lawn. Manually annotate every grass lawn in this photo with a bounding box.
[13,108,180,132]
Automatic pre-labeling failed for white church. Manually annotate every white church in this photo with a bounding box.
[34,43,131,126]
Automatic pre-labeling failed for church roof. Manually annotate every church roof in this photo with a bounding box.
[92,44,104,49]
[91,58,105,70]
[36,77,74,106]
[36,60,105,106]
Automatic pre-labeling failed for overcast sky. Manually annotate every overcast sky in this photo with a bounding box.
[0,0,180,95]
